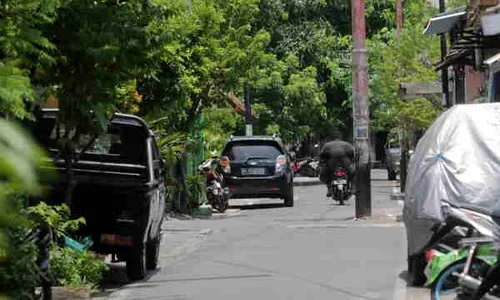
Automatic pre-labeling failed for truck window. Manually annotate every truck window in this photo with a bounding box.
[44,124,147,165]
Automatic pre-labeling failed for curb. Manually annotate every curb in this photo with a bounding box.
[390,193,405,201]
[390,185,405,201]
[390,181,405,201]
[211,210,247,220]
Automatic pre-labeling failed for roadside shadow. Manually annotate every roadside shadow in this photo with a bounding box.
[399,270,411,286]
[328,202,352,206]
[230,203,285,210]
[94,261,161,298]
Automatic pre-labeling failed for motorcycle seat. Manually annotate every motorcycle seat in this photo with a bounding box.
[459,203,493,216]
[458,203,500,228]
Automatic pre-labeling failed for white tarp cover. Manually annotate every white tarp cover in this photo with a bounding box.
[404,103,500,254]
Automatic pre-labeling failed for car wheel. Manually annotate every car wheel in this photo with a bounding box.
[409,253,427,286]
[126,242,147,281]
[388,169,397,181]
[284,183,294,207]
[146,234,161,271]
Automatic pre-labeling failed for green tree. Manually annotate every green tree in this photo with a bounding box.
[203,107,241,156]
[36,0,155,204]
[0,0,62,119]
[139,0,263,131]
[369,1,442,134]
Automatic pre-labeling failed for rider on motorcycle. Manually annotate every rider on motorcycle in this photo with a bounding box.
[318,132,355,197]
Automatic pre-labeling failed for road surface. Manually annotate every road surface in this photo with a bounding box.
[97,170,429,300]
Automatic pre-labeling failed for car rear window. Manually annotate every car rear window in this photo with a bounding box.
[224,142,283,161]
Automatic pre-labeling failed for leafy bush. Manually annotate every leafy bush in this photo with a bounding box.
[26,203,108,290]
[0,215,39,300]
[0,119,50,299]
[156,133,191,206]
[50,246,108,290]
[27,202,85,239]
[186,175,206,214]
[0,201,109,298]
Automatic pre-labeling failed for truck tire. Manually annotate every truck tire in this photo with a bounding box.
[146,235,161,270]
[126,243,147,281]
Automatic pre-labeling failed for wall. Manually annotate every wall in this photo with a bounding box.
[465,66,486,103]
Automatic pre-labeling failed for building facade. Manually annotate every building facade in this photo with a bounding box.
[425,0,500,106]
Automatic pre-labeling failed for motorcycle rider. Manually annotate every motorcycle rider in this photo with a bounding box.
[318,131,355,197]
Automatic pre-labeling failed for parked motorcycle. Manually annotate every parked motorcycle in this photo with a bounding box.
[199,158,229,213]
[451,205,500,300]
[296,157,319,177]
[422,202,497,299]
[330,167,351,205]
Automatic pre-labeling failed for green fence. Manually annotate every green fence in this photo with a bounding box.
[185,114,205,176]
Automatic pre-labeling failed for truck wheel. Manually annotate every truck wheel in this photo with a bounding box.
[284,184,294,207]
[146,235,161,270]
[126,243,147,281]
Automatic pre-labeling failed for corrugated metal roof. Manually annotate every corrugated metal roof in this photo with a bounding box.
[423,6,467,35]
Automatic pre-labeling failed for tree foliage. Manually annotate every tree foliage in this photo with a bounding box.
[0,120,49,299]
[202,107,242,156]
[0,0,446,157]
[0,0,61,118]
[369,0,442,134]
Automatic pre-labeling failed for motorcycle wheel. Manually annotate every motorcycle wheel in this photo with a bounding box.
[218,199,228,213]
[431,261,484,300]
[431,262,465,300]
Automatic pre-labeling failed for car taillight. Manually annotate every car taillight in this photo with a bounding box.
[275,155,286,174]
[335,170,345,177]
[220,156,231,173]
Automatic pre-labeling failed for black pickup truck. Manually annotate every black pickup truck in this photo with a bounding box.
[29,109,165,281]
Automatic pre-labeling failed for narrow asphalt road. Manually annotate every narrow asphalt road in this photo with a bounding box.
[97,170,429,300]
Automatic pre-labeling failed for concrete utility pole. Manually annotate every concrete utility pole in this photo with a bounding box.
[352,0,371,217]
[395,0,409,194]
[244,83,253,136]
[439,0,451,107]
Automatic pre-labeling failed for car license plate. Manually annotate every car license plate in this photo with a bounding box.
[333,179,347,184]
[241,168,266,175]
